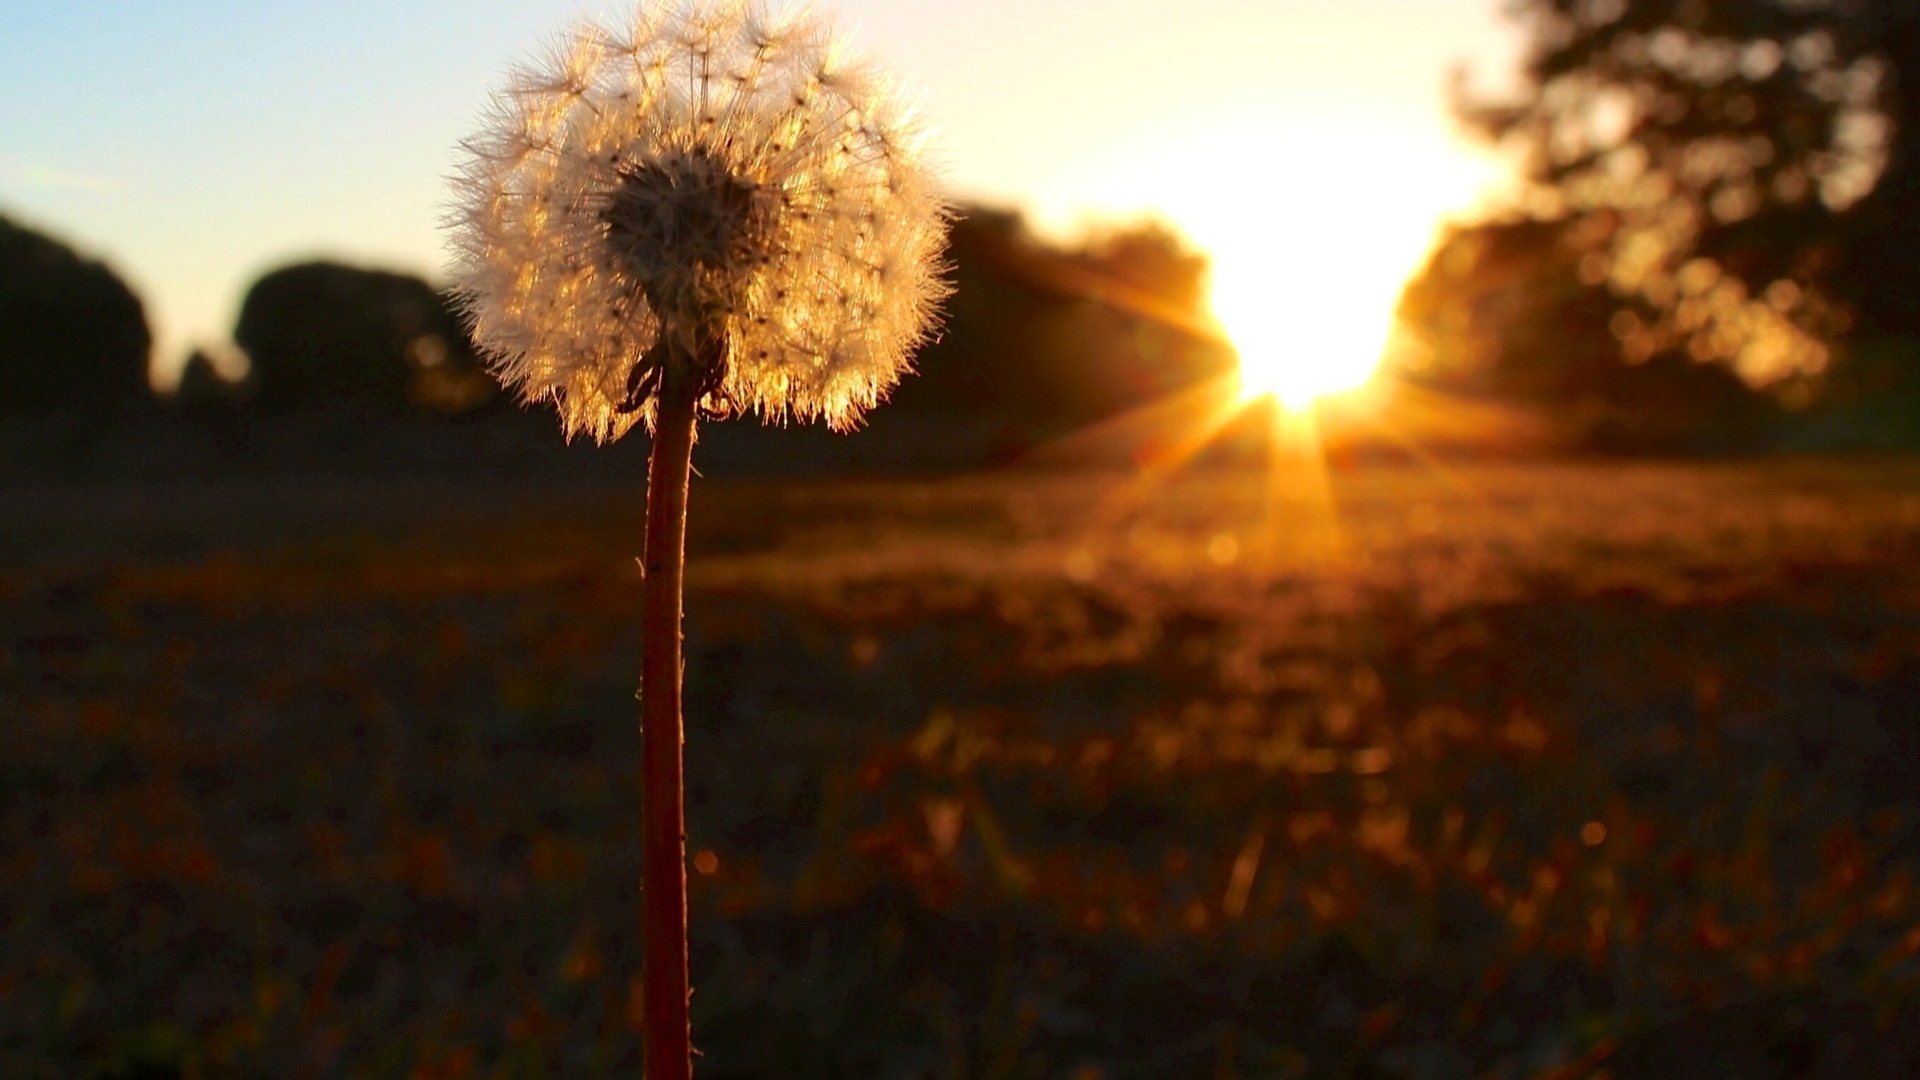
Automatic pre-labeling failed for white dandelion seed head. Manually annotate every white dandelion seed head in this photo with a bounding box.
[444,0,951,442]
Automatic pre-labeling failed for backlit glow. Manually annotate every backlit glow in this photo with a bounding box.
[1051,113,1499,409]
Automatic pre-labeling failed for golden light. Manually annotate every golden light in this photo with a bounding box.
[1050,112,1499,410]
[1208,197,1405,408]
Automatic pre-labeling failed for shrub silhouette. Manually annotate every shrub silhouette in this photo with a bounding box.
[170,346,257,436]
[234,261,492,414]
[1397,219,1625,404]
[1398,218,1780,452]
[0,213,151,414]
[172,348,247,410]
[891,206,1228,441]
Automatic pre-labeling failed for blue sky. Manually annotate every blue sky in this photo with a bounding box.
[0,0,1522,383]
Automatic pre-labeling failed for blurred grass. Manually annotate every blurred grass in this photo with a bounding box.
[6,459,1920,1078]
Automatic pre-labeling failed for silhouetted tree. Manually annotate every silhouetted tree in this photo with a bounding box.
[1462,0,1920,395]
[172,347,248,409]
[234,261,494,414]
[889,206,1229,444]
[1065,219,1211,313]
[0,213,151,414]
[1398,218,1620,400]
[1398,216,1779,451]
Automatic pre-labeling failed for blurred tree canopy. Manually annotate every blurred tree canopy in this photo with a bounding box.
[234,261,494,414]
[1398,216,1780,451]
[1463,0,1919,384]
[0,213,151,415]
[1395,0,1920,447]
[889,206,1230,444]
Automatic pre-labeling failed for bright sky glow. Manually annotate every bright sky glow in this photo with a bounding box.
[1057,113,1504,408]
[0,0,1520,387]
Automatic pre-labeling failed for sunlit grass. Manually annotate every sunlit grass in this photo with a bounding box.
[10,461,1920,1076]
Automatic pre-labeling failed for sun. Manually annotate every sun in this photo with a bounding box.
[1195,117,1489,409]
[1047,112,1497,410]
[1210,240,1397,410]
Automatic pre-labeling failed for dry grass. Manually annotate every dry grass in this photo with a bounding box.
[7,458,1920,1078]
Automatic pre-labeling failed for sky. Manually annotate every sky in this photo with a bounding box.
[0,0,1524,387]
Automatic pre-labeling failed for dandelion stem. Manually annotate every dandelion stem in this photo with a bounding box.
[640,368,698,1080]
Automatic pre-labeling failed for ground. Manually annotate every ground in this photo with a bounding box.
[6,458,1920,1078]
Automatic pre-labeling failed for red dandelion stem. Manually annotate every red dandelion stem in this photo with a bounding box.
[640,367,698,1080]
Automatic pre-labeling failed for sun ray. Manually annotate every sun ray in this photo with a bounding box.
[1003,110,1513,578]
[1239,399,1347,573]
[1048,112,1499,414]
[1023,373,1252,532]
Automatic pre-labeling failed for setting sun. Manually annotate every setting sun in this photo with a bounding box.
[1049,113,1499,410]
[1208,181,1410,409]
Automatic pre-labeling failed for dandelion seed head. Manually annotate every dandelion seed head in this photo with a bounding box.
[446,0,950,442]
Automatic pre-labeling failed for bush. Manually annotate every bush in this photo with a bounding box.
[0,213,152,414]
[889,206,1229,441]
[234,261,493,414]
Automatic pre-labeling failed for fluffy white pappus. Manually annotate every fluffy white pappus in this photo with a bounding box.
[445,0,950,442]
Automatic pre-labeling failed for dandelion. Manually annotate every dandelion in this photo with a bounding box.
[444,4,947,1076]
[446,1,948,441]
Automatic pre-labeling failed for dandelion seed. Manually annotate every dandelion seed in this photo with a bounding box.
[445,0,949,442]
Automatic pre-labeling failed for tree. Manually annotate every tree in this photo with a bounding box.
[1461,0,1920,395]
[888,206,1229,443]
[1398,216,1779,451]
[234,261,493,414]
[1398,218,1621,402]
[0,213,151,414]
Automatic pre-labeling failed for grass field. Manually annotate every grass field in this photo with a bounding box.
[7,458,1920,1078]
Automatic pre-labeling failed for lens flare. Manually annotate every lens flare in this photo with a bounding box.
[1052,113,1496,410]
